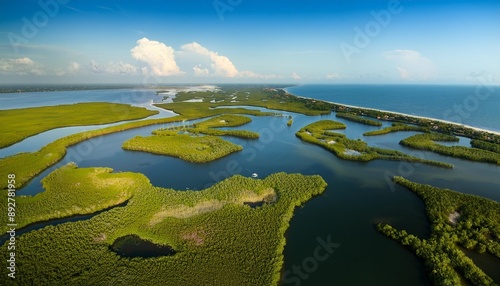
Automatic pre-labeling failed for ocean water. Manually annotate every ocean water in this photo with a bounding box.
[286,84,500,132]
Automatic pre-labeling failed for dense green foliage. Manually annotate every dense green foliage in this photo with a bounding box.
[159,87,331,116]
[153,115,260,139]
[377,177,500,286]
[0,163,141,233]
[296,120,453,168]
[0,106,271,190]
[400,133,500,165]
[0,166,327,285]
[123,134,243,163]
[363,123,429,136]
[0,102,158,148]
[192,114,252,128]
[123,114,262,163]
[471,140,500,154]
[336,112,382,126]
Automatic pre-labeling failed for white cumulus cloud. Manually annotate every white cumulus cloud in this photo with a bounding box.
[181,42,238,77]
[131,37,182,76]
[0,57,44,75]
[291,72,301,80]
[383,49,436,80]
[68,62,80,73]
[193,65,210,77]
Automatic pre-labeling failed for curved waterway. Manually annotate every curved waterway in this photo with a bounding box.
[3,101,500,285]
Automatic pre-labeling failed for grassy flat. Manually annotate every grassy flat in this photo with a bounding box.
[378,177,500,286]
[0,166,327,285]
[123,134,243,163]
[0,102,158,148]
[296,120,453,168]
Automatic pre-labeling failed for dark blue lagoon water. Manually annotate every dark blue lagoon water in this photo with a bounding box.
[2,88,500,285]
[286,84,500,132]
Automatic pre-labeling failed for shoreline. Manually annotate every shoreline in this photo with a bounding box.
[284,89,500,137]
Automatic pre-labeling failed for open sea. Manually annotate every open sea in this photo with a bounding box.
[286,84,500,132]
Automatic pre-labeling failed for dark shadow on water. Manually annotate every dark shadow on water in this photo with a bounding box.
[110,234,176,258]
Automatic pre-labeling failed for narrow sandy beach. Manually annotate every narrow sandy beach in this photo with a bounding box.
[289,93,500,136]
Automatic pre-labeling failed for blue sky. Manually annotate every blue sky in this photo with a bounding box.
[0,0,499,84]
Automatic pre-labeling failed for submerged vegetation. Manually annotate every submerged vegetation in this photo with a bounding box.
[336,112,382,126]
[363,123,429,136]
[377,177,500,286]
[400,133,500,165]
[296,120,453,168]
[0,102,158,148]
[0,166,327,285]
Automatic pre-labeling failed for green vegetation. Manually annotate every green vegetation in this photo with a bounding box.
[191,114,252,128]
[153,115,259,139]
[0,105,272,190]
[296,120,453,168]
[0,102,158,148]
[1,166,327,285]
[471,140,500,154]
[287,117,293,127]
[0,163,143,233]
[363,123,430,136]
[400,133,500,165]
[336,112,382,126]
[183,114,260,139]
[123,115,260,163]
[377,177,500,286]
[123,134,243,163]
[158,87,331,116]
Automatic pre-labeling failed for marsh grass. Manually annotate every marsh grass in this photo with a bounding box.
[0,102,158,148]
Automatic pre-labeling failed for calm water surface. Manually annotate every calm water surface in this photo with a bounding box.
[2,89,499,285]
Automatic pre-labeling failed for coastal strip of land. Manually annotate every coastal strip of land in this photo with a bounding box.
[289,92,500,140]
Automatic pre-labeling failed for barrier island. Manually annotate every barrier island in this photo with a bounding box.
[296,120,453,168]
[377,177,500,286]
[0,165,327,285]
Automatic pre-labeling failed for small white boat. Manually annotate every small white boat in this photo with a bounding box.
[251,173,258,178]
